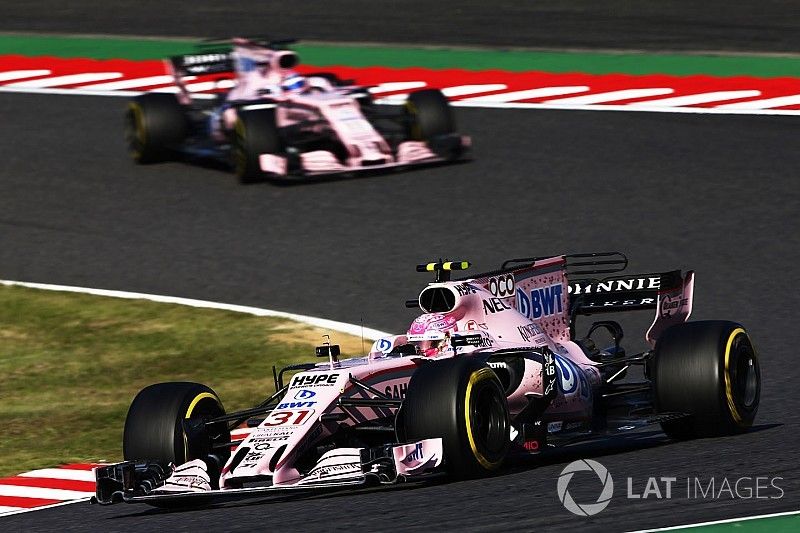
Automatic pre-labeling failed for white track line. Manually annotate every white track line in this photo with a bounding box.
[0,498,90,518]
[460,86,589,102]
[368,81,427,94]
[2,84,799,115]
[717,93,800,109]
[441,84,507,97]
[544,88,674,105]
[626,90,761,107]
[0,280,391,340]
[0,485,93,500]
[5,72,123,88]
[17,469,95,482]
[626,509,800,532]
[75,75,174,90]
[450,100,800,116]
[0,69,51,82]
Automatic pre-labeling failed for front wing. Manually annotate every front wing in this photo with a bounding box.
[93,438,442,506]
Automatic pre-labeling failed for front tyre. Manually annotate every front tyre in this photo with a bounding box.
[232,108,281,184]
[123,382,230,469]
[405,89,455,141]
[653,321,760,439]
[125,93,187,163]
[403,358,510,478]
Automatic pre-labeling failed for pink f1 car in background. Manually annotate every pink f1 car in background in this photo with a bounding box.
[125,37,469,183]
[94,252,760,507]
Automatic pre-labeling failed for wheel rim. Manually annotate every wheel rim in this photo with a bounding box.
[733,341,760,410]
[470,383,508,459]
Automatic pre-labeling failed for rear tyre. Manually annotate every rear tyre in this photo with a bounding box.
[125,93,187,163]
[403,358,509,478]
[232,108,281,184]
[653,321,760,439]
[405,89,455,141]
[123,382,230,469]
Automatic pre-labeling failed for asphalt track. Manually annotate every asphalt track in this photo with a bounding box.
[3,1,800,53]
[1,89,799,530]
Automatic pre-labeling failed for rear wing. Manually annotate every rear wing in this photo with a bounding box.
[168,51,234,77]
[165,50,234,104]
[465,252,694,344]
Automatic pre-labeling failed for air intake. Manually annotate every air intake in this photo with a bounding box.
[419,286,457,313]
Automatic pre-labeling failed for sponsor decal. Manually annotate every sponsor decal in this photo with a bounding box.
[181,53,230,66]
[291,373,339,387]
[384,382,408,399]
[568,276,661,295]
[517,284,563,320]
[294,389,316,400]
[249,438,274,451]
[554,355,587,395]
[580,298,657,309]
[488,273,515,298]
[375,338,394,353]
[543,350,557,398]
[277,400,316,409]
[482,297,511,314]
[403,443,424,465]
[518,323,543,342]
[454,283,478,296]
[660,293,689,318]
[452,333,494,348]
[523,439,540,451]
[250,425,295,439]
[547,421,563,433]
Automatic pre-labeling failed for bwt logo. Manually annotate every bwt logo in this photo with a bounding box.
[557,459,614,516]
[517,284,563,320]
[404,443,423,464]
[294,389,316,400]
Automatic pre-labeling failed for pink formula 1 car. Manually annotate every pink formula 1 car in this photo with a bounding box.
[94,253,760,507]
[124,38,469,183]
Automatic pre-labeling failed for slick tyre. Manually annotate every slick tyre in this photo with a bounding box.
[232,108,281,184]
[653,321,760,439]
[125,93,187,163]
[404,358,510,478]
[123,382,230,468]
[405,89,455,141]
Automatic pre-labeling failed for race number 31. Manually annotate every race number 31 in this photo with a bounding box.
[264,409,314,426]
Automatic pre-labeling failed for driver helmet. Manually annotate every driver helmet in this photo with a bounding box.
[281,74,307,93]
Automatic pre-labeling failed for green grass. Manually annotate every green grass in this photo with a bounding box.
[2,33,800,77]
[0,285,365,477]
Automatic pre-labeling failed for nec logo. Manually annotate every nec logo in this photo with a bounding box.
[517,284,564,319]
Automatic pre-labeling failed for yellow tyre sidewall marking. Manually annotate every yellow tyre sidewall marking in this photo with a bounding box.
[405,101,422,140]
[182,391,221,462]
[723,327,747,425]
[464,367,503,471]
[127,102,145,159]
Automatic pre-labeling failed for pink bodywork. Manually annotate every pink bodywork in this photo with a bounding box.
[218,255,694,488]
